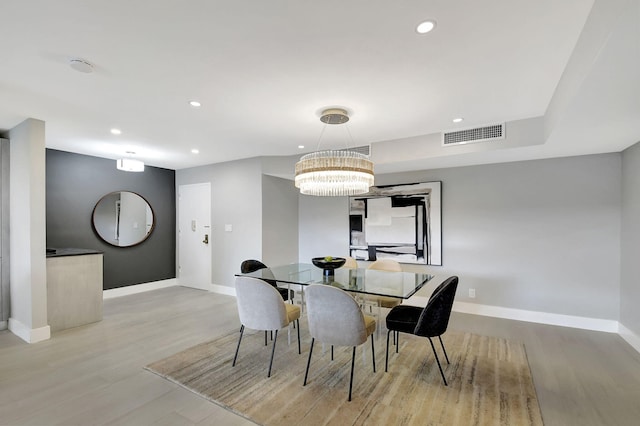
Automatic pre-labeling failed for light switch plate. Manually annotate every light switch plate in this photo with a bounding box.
[225,224,232,232]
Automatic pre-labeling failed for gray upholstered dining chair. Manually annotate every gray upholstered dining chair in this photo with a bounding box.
[303,284,376,401]
[233,276,301,377]
[385,276,459,385]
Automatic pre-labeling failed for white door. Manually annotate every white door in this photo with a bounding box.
[178,183,211,290]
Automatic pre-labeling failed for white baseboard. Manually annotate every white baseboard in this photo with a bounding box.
[403,296,619,333]
[618,323,640,354]
[452,301,619,333]
[8,318,51,343]
[210,284,236,296]
[103,278,178,299]
[102,279,236,299]
[100,280,640,355]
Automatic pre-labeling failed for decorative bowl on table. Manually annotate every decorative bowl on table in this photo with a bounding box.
[312,257,346,277]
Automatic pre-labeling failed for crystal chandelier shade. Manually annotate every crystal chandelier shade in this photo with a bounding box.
[294,108,374,196]
[295,150,374,196]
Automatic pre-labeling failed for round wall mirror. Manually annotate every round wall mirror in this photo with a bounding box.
[92,191,155,247]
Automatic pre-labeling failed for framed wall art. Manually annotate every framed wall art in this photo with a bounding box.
[349,181,442,265]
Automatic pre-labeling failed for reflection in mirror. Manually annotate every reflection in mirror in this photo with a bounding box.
[92,191,154,247]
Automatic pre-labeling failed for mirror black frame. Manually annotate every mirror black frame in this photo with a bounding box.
[92,191,155,247]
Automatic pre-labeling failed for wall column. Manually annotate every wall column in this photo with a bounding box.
[8,118,49,343]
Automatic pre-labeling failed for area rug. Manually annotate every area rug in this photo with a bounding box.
[145,329,543,425]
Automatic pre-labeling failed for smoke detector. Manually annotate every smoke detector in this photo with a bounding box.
[69,58,94,74]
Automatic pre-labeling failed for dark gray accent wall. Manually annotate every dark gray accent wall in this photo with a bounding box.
[46,149,175,289]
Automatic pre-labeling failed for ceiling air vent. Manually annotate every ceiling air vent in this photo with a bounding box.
[442,123,505,146]
[340,145,371,156]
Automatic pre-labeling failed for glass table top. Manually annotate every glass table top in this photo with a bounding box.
[238,263,433,299]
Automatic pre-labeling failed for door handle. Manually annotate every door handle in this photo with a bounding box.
[202,234,209,244]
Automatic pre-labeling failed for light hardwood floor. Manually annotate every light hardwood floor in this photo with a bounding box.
[1,286,639,426]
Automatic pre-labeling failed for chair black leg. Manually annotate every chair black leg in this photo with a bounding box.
[385,329,391,372]
[348,346,356,402]
[438,335,450,364]
[232,325,244,367]
[303,338,315,386]
[264,330,267,346]
[428,337,447,386]
[331,345,334,361]
[370,334,376,373]
[396,331,399,353]
[296,319,301,354]
[267,330,278,378]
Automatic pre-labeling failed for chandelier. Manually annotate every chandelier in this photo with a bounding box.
[295,108,374,196]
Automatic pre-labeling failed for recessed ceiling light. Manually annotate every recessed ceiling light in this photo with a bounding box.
[452,117,464,123]
[191,149,199,154]
[416,20,437,34]
[110,128,122,135]
[189,101,201,107]
[298,145,305,149]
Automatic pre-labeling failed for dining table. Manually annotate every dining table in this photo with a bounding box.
[237,262,433,300]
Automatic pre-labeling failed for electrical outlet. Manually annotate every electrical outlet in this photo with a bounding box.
[469,288,476,298]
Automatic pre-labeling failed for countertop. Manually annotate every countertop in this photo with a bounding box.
[46,248,103,258]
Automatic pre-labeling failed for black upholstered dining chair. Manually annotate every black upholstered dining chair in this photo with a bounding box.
[384,276,458,385]
[240,259,291,301]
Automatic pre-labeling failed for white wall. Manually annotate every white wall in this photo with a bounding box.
[7,118,49,343]
[0,139,9,329]
[298,194,350,261]
[621,141,640,336]
[299,153,622,320]
[176,158,263,288]
[262,175,298,266]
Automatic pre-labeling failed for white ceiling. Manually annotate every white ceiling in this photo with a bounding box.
[1,0,638,172]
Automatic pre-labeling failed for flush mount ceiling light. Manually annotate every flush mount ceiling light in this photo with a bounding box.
[452,117,464,123]
[69,58,94,73]
[416,20,437,34]
[110,128,122,135]
[116,152,144,172]
[294,108,374,197]
[189,100,201,107]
